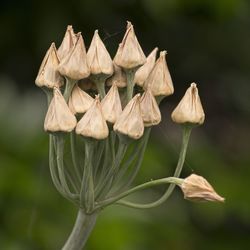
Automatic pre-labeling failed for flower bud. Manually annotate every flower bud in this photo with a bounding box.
[114,94,144,139]
[106,63,127,88]
[35,43,64,89]
[114,21,146,69]
[179,174,225,202]
[58,33,90,80]
[144,51,174,96]
[76,96,109,140]
[87,30,114,76]
[140,89,161,127]
[171,83,205,125]
[68,84,94,115]
[101,83,122,124]
[134,47,158,87]
[44,87,77,133]
[57,25,77,60]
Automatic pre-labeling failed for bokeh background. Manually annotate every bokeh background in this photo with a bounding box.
[0,0,250,249]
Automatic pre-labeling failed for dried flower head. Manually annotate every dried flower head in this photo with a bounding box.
[35,43,64,89]
[179,174,225,202]
[114,21,146,69]
[44,87,77,132]
[106,63,127,88]
[76,96,109,140]
[144,51,174,96]
[114,94,144,139]
[171,83,205,125]
[134,47,158,87]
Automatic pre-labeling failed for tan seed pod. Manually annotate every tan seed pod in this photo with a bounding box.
[106,63,127,88]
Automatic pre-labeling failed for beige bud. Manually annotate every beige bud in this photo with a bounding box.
[180,174,225,202]
[134,47,158,87]
[76,96,109,140]
[144,51,174,96]
[171,83,205,125]
[35,43,64,89]
[114,94,144,139]
[140,89,161,127]
[87,30,114,76]
[101,83,122,124]
[106,63,127,88]
[58,33,90,80]
[114,21,146,69]
[44,87,77,132]
[68,84,94,115]
[57,25,77,60]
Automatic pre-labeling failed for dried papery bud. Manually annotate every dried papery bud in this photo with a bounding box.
[179,174,225,202]
[134,47,158,87]
[114,94,144,139]
[101,83,122,124]
[78,78,96,91]
[44,87,77,132]
[87,30,114,76]
[57,25,77,60]
[171,83,205,125]
[58,33,90,80]
[76,96,109,139]
[68,84,94,115]
[35,43,64,89]
[114,21,146,69]
[144,51,174,97]
[106,63,127,88]
[140,89,161,127]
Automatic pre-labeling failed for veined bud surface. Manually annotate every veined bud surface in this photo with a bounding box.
[44,87,77,133]
[134,47,158,87]
[114,21,146,70]
[180,174,225,202]
[58,33,90,80]
[76,96,109,140]
[140,89,161,127]
[144,51,174,97]
[106,63,127,88]
[114,94,144,139]
[171,83,205,125]
[35,43,64,89]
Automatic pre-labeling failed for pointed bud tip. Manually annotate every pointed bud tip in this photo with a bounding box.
[160,50,167,57]
[126,21,133,28]
[191,82,197,88]
[95,30,99,34]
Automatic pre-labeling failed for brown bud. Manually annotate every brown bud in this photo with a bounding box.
[171,83,205,125]
[114,21,146,69]
[140,89,161,127]
[180,174,225,202]
[68,84,94,115]
[87,30,114,76]
[134,47,158,87]
[57,25,77,60]
[114,94,144,139]
[78,78,96,91]
[58,33,90,80]
[76,96,109,139]
[44,87,77,132]
[106,63,127,88]
[101,83,122,124]
[144,51,174,96]
[35,43,64,89]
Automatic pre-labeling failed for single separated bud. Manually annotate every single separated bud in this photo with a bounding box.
[179,174,225,202]
[140,89,161,127]
[76,96,109,140]
[44,87,77,133]
[114,21,146,69]
[68,84,94,115]
[144,51,174,96]
[134,47,158,87]
[106,63,127,88]
[114,94,144,139]
[57,25,77,60]
[87,30,114,76]
[101,83,122,124]
[35,43,64,89]
[58,33,90,80]
[171,83,205,125]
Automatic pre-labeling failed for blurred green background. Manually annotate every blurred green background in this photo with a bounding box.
[0,0,250,249]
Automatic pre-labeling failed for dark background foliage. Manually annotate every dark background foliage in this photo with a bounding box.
[0,0,250,249]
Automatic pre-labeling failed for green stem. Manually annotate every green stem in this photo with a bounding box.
[125,69,136,102]
[90,75,107,99]
[64,78,76,102]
